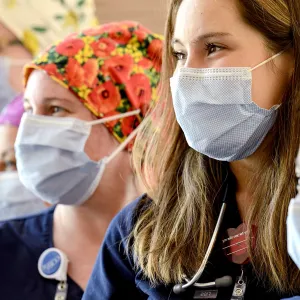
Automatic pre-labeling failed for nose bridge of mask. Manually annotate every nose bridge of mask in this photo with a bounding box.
[171,51,284,108]
[17,109,142,167]
[171,67,253,107]
[16,113,92,152]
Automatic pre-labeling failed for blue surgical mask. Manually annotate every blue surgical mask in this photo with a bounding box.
[0,171,45,221]
[170,52,283,162]
[0,56,24,111]
[15,110,140,206]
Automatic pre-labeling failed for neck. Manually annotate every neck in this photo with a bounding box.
[53,159,139,290]
[229,140,270,221]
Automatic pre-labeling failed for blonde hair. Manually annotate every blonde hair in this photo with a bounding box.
[132,0,300,293]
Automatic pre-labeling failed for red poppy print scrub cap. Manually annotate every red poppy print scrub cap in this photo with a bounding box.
[23,21,163,146]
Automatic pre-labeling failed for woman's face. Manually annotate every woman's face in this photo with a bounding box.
[24,70,119,161]
[172,0,293,109]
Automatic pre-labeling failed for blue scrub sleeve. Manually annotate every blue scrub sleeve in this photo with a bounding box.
[83,199,145,300]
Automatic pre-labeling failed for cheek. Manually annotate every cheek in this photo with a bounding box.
[251,66,290,109]
[84,125,117,162]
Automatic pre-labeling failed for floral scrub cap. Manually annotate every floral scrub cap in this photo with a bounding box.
[24,21,163,145]
[0,0,98,56]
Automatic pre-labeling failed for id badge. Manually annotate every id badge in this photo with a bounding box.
[230,276,247,300]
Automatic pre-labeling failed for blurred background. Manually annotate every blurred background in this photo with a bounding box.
[95,0,167,33]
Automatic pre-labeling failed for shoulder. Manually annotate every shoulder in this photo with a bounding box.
[105,194,150,245]
[0,206,55,253]
[0,207,56,296]
[83,195,151,300]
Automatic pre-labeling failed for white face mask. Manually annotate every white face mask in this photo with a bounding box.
[170,52,283,162]
[14,110,141,206]
[0,171,45,221]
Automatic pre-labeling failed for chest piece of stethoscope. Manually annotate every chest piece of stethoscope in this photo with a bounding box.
[38,248,69,300]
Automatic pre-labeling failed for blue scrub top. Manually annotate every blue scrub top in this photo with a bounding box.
[83,195,300,300]
[0,207,83,300]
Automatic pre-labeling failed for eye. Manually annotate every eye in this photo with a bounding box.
[51,106,67,115]
[5,160,16,171]
[205,43,223,56]
[172,51,187,61]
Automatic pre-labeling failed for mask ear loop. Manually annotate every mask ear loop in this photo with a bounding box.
[86,109,142,164]
[106,124,142,164]
[86,109,141,126]
[250,51,284,72]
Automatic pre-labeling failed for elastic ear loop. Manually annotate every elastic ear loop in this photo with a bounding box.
[250,51,284,72]
[86,109,142,164]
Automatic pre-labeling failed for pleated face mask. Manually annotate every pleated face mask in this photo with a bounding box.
[0,171,45,221]
[15,110,140,206]
[170,52,283,162]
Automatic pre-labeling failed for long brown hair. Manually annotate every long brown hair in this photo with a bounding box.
[132,0,300,292]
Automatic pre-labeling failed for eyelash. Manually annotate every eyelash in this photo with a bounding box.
[172,51,186,61]
[204,43,223,55]
[52,106,65,113]
[172,43,224,61]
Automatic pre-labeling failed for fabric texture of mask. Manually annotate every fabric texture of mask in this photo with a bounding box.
[0,57,18,111]
[15,113,109,206]
[170,67,279,161]
[0,171,45,221]
[287,197,300,269]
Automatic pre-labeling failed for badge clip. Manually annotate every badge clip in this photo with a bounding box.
[38,248,69,300]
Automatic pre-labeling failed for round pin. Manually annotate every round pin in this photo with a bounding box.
[38,248,69,281]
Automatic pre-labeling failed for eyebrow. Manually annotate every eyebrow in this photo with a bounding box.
[24,97,74,106]
[172,32,232,47]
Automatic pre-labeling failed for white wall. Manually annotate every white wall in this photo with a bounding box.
[95,0,168,34]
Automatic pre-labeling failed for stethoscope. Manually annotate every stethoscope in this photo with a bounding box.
[173,182,233,295]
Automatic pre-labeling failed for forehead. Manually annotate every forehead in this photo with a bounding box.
[24,70,78,104]
[174,0,241,43]
[25,70,64,96]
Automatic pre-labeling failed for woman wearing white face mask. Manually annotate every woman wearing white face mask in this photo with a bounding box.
[0,21,162,300]
[84,1,300,300]
[0,94,46,220]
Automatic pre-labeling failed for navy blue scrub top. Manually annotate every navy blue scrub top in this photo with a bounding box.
[83,194,300,300]
[0,206,83,300]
